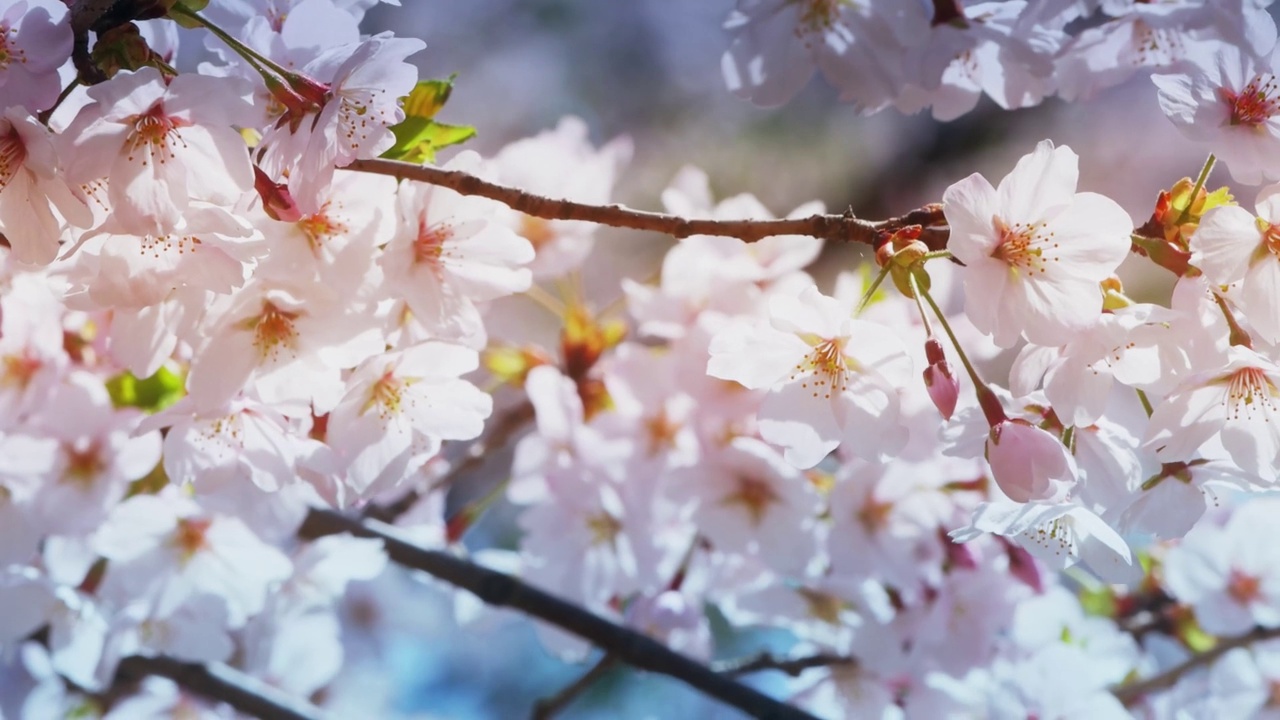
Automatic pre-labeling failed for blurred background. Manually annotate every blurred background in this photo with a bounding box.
[346,2,1230,717]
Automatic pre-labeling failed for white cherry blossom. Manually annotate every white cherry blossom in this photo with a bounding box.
[943,139,1133,348]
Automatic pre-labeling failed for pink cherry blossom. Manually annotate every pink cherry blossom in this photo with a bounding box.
[708,284,911,468]
[258,33,424,211]
[0,0,73,112]
[0,107,91,265]
[1191,183,1280,344]
[1153,35,1280,185]
[943,139,1133,348]
[985,419,1077,504]
[63,68,257,235]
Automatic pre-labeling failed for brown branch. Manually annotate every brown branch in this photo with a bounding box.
[113,656,326,720]
[531,654,619,719]
[297,508,818,720]
[714,651,854,678]
[346,158,948,247]
[1111,625,1280,706]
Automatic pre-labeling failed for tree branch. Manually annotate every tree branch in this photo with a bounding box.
[347,158,948,247]
[531,653,619,719]
[714,651,855,678]
[297,508,818,720]
[1111,625,1280,706]
[113,656,327,720]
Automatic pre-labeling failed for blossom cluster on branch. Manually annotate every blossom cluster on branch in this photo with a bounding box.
[3,0,1280,719]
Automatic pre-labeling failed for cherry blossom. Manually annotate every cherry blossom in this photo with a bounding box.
[708,284,911,468]
[0,0,73,112]
[1191,182,1280,343]
[62,68,257,235]
[943,139,1133,348]
[1153,32,1280,185]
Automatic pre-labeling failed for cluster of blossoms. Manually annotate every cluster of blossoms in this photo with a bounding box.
[723,0,1276,119]
[3,0,1280,718]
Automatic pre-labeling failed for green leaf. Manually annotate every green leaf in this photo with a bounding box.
[382,78,476,163]
[106,366,185,412]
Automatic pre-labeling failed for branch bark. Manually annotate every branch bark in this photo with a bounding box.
[297,508,819,720]
[714,651,855,678]
[347,158,948,247]
[113,656,327,720]
[1111,625,1280,706]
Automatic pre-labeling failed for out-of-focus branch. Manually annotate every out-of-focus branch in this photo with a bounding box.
[297,509,819,720]
[347,158,949,248]
[531,653,619,719]
[112,656,326,720]
[1111,625,1280,706]
[714,651,855,678]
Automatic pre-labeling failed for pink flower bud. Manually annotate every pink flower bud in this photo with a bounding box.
[985,419,1076,503]
[922,338,959,420]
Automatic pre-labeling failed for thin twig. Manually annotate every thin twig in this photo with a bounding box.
[297,509,818,720]
[113,656,327,720]
[1111,625,1280,706]
[714,651,855,678]
[347,158,948,247]
[531,654,619,719]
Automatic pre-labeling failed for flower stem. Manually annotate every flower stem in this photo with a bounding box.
[36,79,80,126]
[170,4,303,87]
[1176,153,1216,227]
[914,272,1006,426]
[857,263,891,314]
[1135,388,1154,417]
[1211,292,1253,348]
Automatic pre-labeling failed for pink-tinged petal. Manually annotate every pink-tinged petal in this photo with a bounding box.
[758,381,841,468]
[1009,343,1058,397]
[107,305,181,378]
[185,329,258,412]
[1242,259,1280,344]
[835,383,906,461]
[405,379,492,441]
[1044,355,1112,428]
[941,172,1000,263]
[1255,183,1280,223]
[525,365,583,442]
[1191,204,1263,285]
[721,4,817,108]
[1017,275,1102,347]
[997,140,1078,224]
[707,318,808,389]
[768,286,842,337]
[959,255,1016,345]
[1145,384,1227,461]
[1046,192,1132,273]
[178,125,254,206]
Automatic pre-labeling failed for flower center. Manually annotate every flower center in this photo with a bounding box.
[1227,568,1262,604]
[173,517,212,561]
[413,218,452,270]
[0,124,25,188]
[796,0,843,31]
[125,104,189,166]
[1220,366,1279,420]
[297,206,349,251]
[520,215,556,251]
[1,352,40,389]
[241,301,301,361]
[585,511,622,546]
[991,217,1057,275]
[364,368,413,419]
[722,475,781,526]
[62,442,105,487]
[1222,74,1280,127]
[0,25,25,70]
[792,337,849,399]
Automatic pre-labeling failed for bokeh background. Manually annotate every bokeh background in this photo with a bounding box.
[336,2,1236,717]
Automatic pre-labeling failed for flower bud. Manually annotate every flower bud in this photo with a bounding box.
[922,337,958,420]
